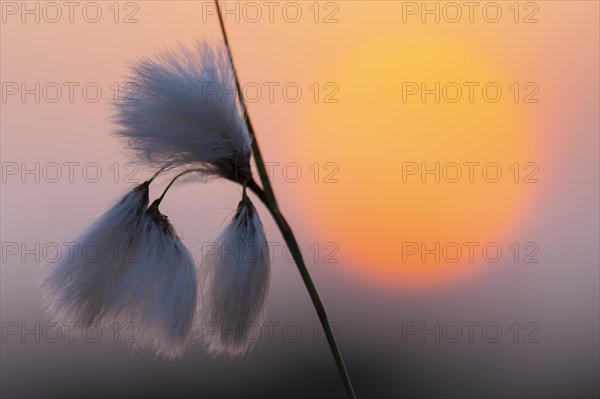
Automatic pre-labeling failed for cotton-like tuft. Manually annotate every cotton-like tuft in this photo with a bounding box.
[41,182,150,328]
[42,183,198,359]
[199,197,270,357]
[113,41,252,182]
[106,200,198,359]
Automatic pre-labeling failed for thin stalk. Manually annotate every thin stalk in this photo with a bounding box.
[147,165,168,184]
[215,3,356,398]
[214,2,277,208]
[155,168,203,206]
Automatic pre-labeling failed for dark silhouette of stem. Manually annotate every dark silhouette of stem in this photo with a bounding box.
[147,166,168,183]
[156,168,204,206]
[215,3,356,398]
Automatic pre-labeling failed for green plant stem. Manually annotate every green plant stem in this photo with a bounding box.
[215,2,356,398]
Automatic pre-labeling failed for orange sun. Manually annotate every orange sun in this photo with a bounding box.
[287,34,536,288]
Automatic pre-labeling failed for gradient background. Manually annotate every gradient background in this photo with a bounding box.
[1,1,599,398]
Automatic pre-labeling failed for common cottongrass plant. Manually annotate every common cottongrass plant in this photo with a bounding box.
[200,195,270,357]
[42,2,356,397]
[114,42,252,183]
[42,174,198,359]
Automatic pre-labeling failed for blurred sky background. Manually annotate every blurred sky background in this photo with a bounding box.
[1,1,599,398]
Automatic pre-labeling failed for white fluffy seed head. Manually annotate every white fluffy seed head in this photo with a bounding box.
[40,182,150,329]
[199,197,270,357]
[41,185,198,359]
[105,200,198,359]
[113,41,252,182]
